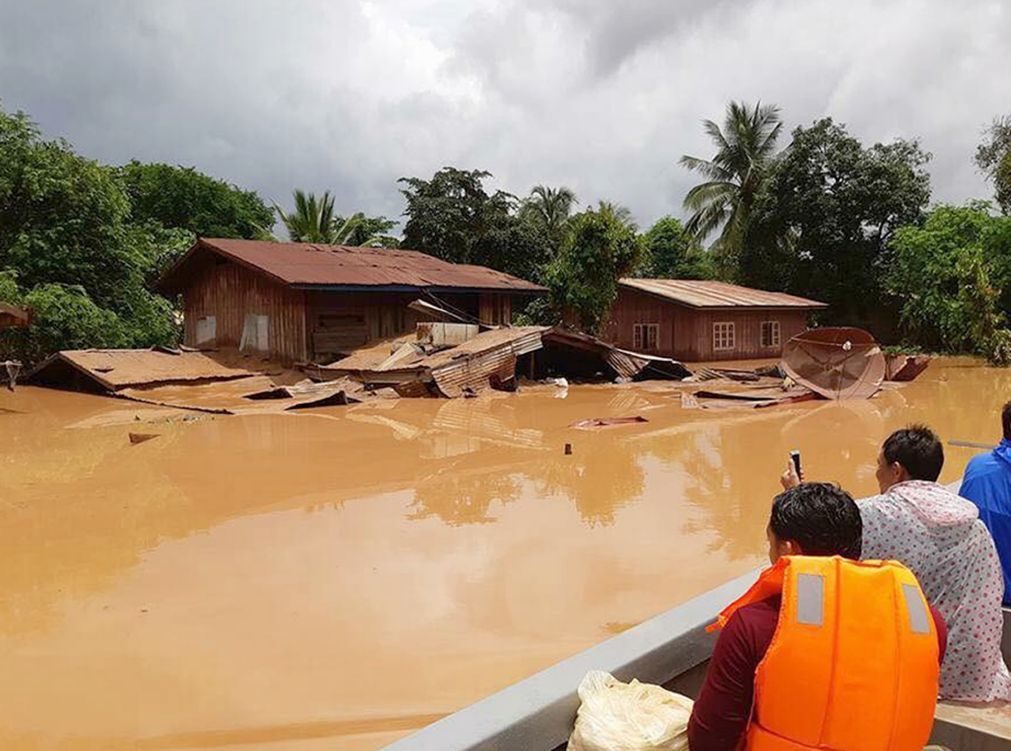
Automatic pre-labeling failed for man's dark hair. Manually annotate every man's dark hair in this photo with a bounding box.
[882,424,944,481]
[769,483,862,560]
[1003,401,1011,440]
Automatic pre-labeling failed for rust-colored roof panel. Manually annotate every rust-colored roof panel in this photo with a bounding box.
[0,302,31,328]
[29,349,256,391]
[619,278,826,309]
[160,238,547,294]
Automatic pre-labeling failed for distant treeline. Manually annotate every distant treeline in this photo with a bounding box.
[1,101,1010,364]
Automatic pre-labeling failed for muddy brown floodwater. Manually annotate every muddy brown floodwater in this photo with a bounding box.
[1,358,1007,750]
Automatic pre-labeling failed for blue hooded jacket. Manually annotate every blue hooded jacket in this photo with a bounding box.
[959,439,1011,606]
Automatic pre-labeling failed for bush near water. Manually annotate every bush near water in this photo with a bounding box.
[2,102,1011,365]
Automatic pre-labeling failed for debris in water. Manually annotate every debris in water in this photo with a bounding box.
[781,327,886,400]
[570,416,649,429]
[129,432,159,445]
[885,353,931,382]
[3,360,21,391]
[564,442,573,455]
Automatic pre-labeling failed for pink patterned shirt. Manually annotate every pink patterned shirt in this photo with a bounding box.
[860,480,1011,702]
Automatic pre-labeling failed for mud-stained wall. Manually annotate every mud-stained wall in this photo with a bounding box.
[182,261,308,364]
[602,287,812,361]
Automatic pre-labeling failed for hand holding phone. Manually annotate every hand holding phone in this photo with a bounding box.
[781,450,804,490]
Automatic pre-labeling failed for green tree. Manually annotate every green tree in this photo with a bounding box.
[886,203,1011,356]
[744,118,931,331]
[976,116,1011,215]
[545,208,642,331]
[334,212,399,247]
[275,189,338,243]
[679,101,782,263]
[518,185,576,250]
[398,168,514,264]
[118,160,273,239]
[0,106,184,361]
[636,216,715,279]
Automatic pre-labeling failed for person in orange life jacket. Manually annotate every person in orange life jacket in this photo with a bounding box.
[687,482,947,751]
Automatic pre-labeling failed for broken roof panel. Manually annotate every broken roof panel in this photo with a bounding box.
[29,348,256,392]
[159,238,548,294]
[619,278,827,310]
[0,302,31,328]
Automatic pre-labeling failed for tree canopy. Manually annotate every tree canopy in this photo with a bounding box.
[545,207,642,331]
[976,115,1011,215]
[886,203,1011,361]
[742,118,931,331]
[636,216,714,279]
[399,168,516,264]
[118,160,273,239]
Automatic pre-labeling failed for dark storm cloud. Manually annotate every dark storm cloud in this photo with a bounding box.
[0,0,1008,231]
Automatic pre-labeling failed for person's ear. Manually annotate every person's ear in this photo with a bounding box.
[781,540,802,557]
[892,461,910,484]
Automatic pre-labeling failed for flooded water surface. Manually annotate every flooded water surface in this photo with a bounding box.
[1,359,1008,750]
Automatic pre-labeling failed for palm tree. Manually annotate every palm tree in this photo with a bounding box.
[275,190,338,243]
[520,185,577,246]
[274,192,398,246]
[595,200,637,232]
[679,101,782,251]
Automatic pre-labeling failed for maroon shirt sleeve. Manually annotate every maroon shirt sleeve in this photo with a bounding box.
[687,598,779,751]
[930,603,947,663]
[687,598,949,751]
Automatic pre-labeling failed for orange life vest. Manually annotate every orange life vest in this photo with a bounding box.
[711,556,939,751]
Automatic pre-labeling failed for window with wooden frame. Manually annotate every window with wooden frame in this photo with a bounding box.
[761,320,781,348]
[713,321,736,351]
[632,323,660,352]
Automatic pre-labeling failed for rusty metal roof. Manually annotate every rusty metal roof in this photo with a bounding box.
[619,279,826,309]
[29,348,256,391]
[0,302,31,328]
[159,238,548,294]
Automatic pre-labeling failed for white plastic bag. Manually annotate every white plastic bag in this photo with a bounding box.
[567,670,694,751]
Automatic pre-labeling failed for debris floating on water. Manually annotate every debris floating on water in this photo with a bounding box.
[570,416,649,430]
[128,432,159,445]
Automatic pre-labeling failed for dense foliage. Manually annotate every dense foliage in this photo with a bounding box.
[0,108,193,362]
[886,204,1011,361]
[399,168,516,264]
[119,160,273,239]
[544,209,642,331]
[976,116,1011,215]
[635,216,714,279]
[740,119,932,332]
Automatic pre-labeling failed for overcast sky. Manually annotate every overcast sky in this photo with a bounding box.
[0,0,1008,231]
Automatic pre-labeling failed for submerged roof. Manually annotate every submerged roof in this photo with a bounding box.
[29,348,255,391]
[619,279,826,310]
[159,238,547,294]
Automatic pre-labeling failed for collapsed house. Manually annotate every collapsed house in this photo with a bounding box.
[26,347,378,414]
[681,327,929,409]
[309,323,692,398]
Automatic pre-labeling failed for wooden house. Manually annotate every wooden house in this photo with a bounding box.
[158,238,546,364]
[601,279,826,362]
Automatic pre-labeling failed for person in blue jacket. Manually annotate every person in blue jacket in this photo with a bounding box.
[959,400,1011,606]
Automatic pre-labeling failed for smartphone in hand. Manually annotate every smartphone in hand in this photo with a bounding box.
[790,450,802,480]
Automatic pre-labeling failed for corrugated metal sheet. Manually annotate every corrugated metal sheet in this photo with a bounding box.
[427,327,546,398]
[29,349,256,391]
[619,279,826,310]
[161,238,548,294]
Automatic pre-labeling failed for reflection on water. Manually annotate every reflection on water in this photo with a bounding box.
[1,359,1008,750]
